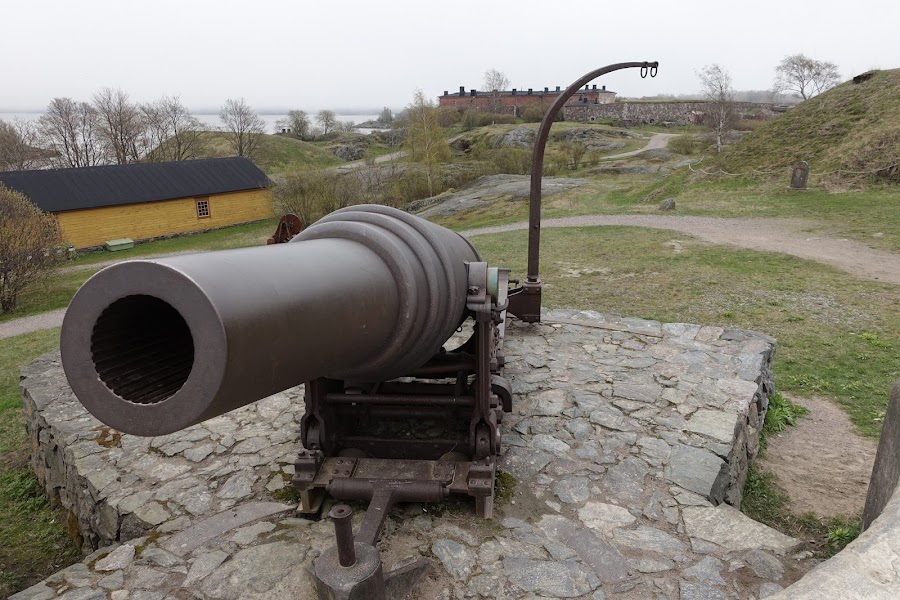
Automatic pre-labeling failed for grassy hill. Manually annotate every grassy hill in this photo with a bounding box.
[724,69,900,180]
[196,132,341,174]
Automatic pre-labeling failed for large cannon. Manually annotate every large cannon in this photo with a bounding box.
[62,203,515,598]
[62,204,488,437]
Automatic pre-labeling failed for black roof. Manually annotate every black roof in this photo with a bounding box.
[0,157,270,213]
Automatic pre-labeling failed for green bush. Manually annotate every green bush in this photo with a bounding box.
[391,168,436,204]
[436,107,462,127]
[461,110,516,130]
[521,105,547,123]
[668,134,700,155]
[492,148,531,175]
[274,170,363,225]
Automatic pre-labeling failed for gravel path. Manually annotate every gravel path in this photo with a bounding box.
[0,309,66,340]
[1,250,210,340]
[601,133,677,160]
[461,214,900,285]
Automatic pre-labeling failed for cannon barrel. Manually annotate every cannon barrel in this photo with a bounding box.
[60,205,480,437]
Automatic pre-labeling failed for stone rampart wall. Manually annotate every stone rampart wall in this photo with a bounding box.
[563,101,772,125]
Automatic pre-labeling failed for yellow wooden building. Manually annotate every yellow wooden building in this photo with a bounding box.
[0,157,273,249]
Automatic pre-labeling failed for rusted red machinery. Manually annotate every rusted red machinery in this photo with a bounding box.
[59,61,658,600]
[266,213,303,244]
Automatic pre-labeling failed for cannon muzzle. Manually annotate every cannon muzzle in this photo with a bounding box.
[61,205,479,436]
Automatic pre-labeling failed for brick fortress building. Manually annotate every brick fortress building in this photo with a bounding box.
[438,84,616,116]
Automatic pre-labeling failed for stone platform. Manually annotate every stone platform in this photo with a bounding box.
[15,309,815,599]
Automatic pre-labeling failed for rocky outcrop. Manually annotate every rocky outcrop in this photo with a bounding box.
[411,174,587,218]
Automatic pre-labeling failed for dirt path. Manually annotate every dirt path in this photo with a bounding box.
[461,214,900,285]
[601,132,677,160]
[757,395,876,518]
[0,309,66,340]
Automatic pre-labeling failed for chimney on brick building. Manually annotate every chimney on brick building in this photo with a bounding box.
[443,91,448,96]
[470,89,476,97]
[512,89,517,95]
[459,86,465,96]
[544,87,548,92]
[556,86,560,91]
[592,85,597,90]
[527,88,532,95]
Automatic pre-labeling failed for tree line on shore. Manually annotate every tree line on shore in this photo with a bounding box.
[0,91,388,171]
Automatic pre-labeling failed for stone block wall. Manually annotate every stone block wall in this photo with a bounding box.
[20,353,304,550]
[563,101,773,125]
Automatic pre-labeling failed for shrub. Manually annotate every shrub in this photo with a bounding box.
[492,148,531,175]
[521,105,547,123]
[436,107,462,127]
[274,170,363,226]
[668,134,700,155]
[0,185,65,312]
[461,110,516,130]
[391,168,436,204]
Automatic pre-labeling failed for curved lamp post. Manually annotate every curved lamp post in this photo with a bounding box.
[507,61,659,322]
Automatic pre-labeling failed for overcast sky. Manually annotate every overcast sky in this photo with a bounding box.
[2,0,897,113]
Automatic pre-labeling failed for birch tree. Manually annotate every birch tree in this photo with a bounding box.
[483,68,510,113]
[774,54,841,100]
[405,90,450,196]
[698,64,735,153]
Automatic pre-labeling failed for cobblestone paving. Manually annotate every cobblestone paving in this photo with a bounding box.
[15,309,817,599]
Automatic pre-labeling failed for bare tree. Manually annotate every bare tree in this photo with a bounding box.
[405,90,450,196]
[483,68,509,92]
[142,95,203,162]
[286,110,310,139]
[0,119,44,171]
[774,54,841,100]
[39,97,104,167]
[483,68,510,114]
[0,185,65,313]
[275,170,361,225]
[562,142,588,170]
[316,110,338,136]
[93,88,145,164]
[698,64,736,153]
[219,98,267,158]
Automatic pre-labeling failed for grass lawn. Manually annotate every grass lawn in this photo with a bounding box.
[196,132,341,173]
[435,169,900,254]
[596,174,900,252]
[0,329,79,597]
